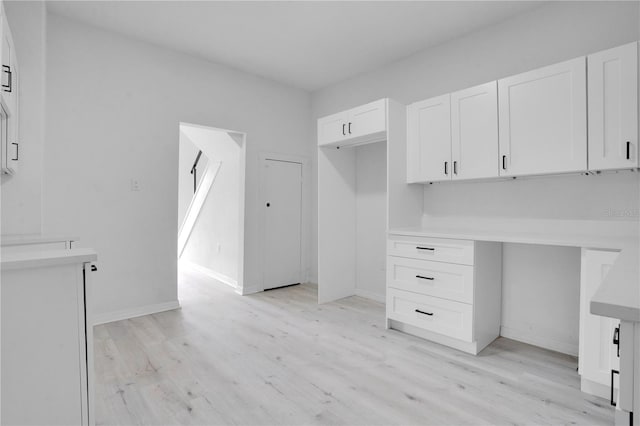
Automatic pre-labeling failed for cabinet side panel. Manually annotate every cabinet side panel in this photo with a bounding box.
[388,100,423,229]
[1,264,84,425]
[318,147,357,303]
[473,241,503,352]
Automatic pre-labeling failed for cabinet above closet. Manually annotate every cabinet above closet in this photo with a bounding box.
[317,99,386,148]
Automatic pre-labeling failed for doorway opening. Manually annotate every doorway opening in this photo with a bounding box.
[177,123,246,297]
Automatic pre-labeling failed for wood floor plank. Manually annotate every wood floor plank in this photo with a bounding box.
[93,269,614,425]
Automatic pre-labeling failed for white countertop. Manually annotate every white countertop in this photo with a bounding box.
[1,234,78,247]
[591,244,640,322]
[389,217,638,250]
[1,248,97,270]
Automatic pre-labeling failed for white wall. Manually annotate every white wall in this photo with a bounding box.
[43,14,311,321]
[355,142,386,301]
[177,131,207,228]
[310,1,639,350]
[501,244,581,355]
[180,125,241,285]
[1,1,46,235]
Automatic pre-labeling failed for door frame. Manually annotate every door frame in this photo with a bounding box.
[258,152,310,292]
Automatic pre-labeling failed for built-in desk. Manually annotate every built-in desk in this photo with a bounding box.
[387,217,639,419]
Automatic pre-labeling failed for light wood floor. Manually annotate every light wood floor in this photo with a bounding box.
[94,269,614,425]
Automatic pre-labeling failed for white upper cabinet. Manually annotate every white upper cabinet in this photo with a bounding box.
[317,99,386,148]
[588,42,638,171]
[498,57,587,177]
[0,9,18,175]
[451,81,499,180]
[318,111,349,146]
[406,94,451,183]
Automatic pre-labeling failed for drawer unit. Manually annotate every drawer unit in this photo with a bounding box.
[387,288,473,342]
[387,256,474,304]
[387,234,474,265]
[386,234,502,355]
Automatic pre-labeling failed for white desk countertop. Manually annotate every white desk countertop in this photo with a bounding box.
[591,244,640,322]
[1,234,78,247]
[389,217,640,322]
[1,248,97,270]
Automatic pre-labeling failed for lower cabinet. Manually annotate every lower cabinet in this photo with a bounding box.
[579,248,620,399]
[1,250,96,425]
[386,234,502,355]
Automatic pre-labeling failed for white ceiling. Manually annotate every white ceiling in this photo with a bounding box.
[47,1,543,91]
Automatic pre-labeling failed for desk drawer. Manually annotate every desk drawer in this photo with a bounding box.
[387,256,474,303]
[388,235,474,265]
[387,288,473,342]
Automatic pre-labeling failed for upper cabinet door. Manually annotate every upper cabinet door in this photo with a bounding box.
[348,99,386,139]
[318,111,349,146]
[498,57,587,177]
[588,42,638,171]
[451,81,499,180]
[0,13,15,115]
[406,94,452,183]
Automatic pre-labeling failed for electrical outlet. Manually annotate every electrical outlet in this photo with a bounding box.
[130,179,141,192]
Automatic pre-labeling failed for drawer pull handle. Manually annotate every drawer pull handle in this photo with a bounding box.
[416,246,435,251]
[416,275,434,281]
[626,141,631,160]
[611,369,619,407]
[2,65,12,93]
[415,309,433,316]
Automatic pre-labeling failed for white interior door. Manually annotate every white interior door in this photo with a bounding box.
[264,159,302,290]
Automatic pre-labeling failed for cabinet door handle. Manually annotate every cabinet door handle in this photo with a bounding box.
[453,161,458,175]
[342,123,346,136]
[2,65,11,93]
[348,122,352,134]
[91,265,98,272]
[415,309,433,316]
[11,142,17,161]
[613,325,620,357]
[502,155,507,170]
[444,161,448,175]
[416,246,435,251]
[416,275,434,281]
[611,369,619,407]
[626,141,631,160]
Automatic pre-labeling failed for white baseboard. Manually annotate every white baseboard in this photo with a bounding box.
[93,300,181,326]
[500,325,578,356]
[181,260,238,289]
[354,288,385,303]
